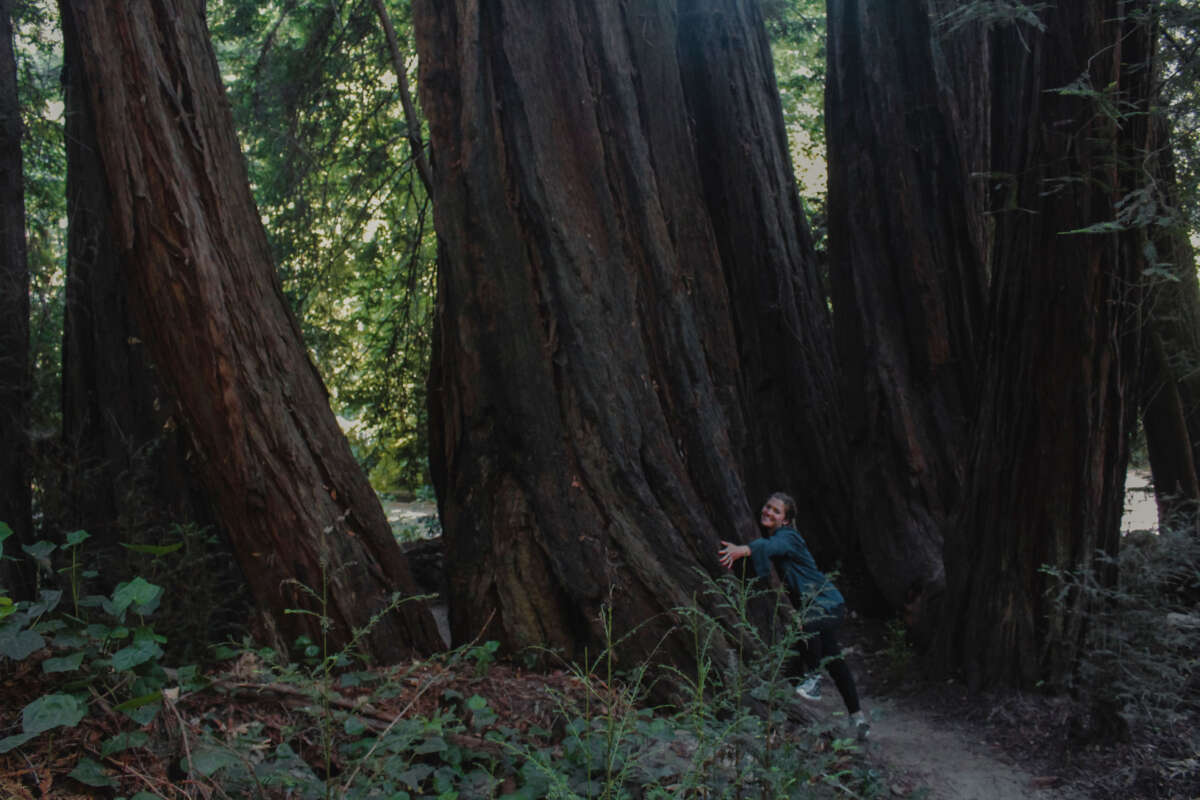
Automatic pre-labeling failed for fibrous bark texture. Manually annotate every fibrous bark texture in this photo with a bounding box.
[415,0,843,668]
[825,0,988,613]
[940,0,1141,689]
[59,5,218,557]
[60,0,442,660]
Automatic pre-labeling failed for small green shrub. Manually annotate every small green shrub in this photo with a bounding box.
[1044,519,1200,736]
[0,529,172,780]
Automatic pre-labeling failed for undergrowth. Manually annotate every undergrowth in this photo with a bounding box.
[1042,512,1200,797]
[0,523,884,799]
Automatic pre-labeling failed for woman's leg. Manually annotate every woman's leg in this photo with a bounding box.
[816,623,860,714]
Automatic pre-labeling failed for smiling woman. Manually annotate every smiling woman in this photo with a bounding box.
[719,491,868,740]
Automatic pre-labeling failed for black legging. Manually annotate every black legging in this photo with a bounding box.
[794,604,860,714]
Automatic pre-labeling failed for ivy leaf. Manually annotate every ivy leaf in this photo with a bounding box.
[21,540,55,562]
[27,589,62,618]
[188,744,241,776]
[65,530,91,548]
[0,732,35,754]
[0,628,45,660]
[42,652,86,673]
[109,577,163,618]
[100,730,150,757]
[111,639,164,672]
[69,757,116,788]
[22,694,86,734]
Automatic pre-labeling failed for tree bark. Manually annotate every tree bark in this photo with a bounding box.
[0,0,32,599]
[60,0,442,660]
[677,0,854,568]
[825,0,988,616]
[939,1,1141,689]
[59,4,219,558]
[415,0,837,668]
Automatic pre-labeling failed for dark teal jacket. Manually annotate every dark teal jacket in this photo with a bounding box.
[747,525,844,614]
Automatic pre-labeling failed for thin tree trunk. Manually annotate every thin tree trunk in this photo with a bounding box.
[1138,114,1200,523]
[0,0,32,599]
[371,0,433,197]
[60,0,442,660]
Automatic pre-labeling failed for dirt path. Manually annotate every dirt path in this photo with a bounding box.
[857,697,1081,799]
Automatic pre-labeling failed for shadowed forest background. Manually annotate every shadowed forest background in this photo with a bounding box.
[1,0,1199,797]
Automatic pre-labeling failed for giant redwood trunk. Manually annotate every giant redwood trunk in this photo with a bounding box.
[675,2,852,561]
[415,0,843,666]
[59,6,219,557]
[939,2,1142,689]
[60,0,442,660]
[0,0,32,598]
[825,0,988,614]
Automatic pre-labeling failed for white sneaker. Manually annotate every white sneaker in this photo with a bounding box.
[850,710,870,740]
[796,674,822,701]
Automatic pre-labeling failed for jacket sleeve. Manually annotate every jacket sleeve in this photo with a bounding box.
[747,531,799,579]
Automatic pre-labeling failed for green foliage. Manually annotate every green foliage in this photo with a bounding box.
[764,0,828,228]
[12,0,66,439]
[1043,522,1200,737]
[0,533,173,775]
[209,0,437,494]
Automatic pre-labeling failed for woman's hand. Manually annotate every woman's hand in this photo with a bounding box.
[718,541,750,569]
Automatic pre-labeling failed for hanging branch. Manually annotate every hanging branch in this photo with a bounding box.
[371,0,434,196]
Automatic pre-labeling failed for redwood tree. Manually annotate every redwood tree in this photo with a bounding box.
[0,0,32,598]
[59,0,441,660]
[58,4,217,556]
[414,0,845,665]
[825,0,989,618]
[939,1,1143,689]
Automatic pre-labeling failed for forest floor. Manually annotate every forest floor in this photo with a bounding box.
[372,470,1198,799]
[0,474,1192,798]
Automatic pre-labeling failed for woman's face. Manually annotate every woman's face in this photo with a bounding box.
[760,497,789,532]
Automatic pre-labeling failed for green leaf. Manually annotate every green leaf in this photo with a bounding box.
[65,530,90,548]
[101,730,150,757]
[344,716,367,736]
[69,757,116,788]
[22,694,86,734]
[21,541,56,561]
[110,578,163,617]
[398,764,435,790]
[114,691,163,713]
[0,629,46,659]
[120,701,161,726]
[0,732,36,754]
[414,736,448,755]
[0,521,12,543]
[0,598,13,621]
[466,695,488,712]
[120,541,183,556]
[42,652,85,673]
[189,745,241,776]
[111,639,164,672]
[27,589,62,617]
